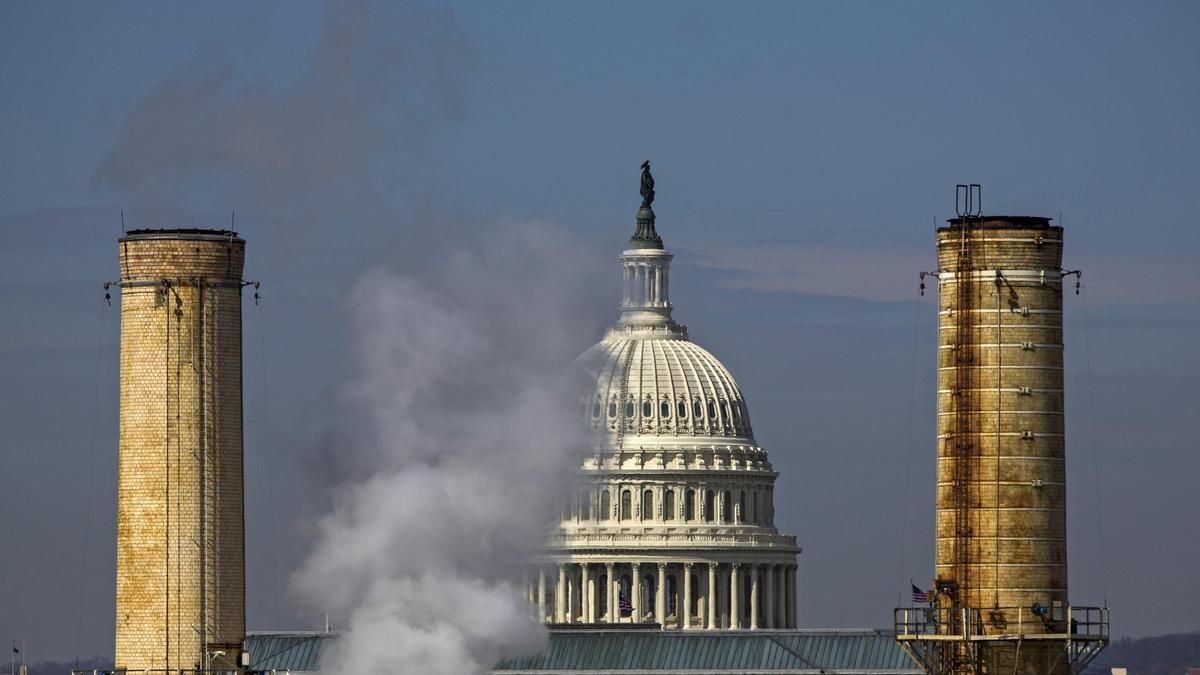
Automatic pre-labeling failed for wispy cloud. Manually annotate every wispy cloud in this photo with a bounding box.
[683,239,1199,305]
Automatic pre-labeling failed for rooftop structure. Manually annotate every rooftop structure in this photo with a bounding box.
[233,630,922,675]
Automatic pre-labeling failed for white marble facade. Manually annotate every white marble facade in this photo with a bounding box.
[531,219,800,629]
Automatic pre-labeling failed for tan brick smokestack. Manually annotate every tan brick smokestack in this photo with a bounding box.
[115,230,246,671]
[935,216,1068,673]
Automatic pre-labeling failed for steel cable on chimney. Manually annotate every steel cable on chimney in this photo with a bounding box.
[74,292,109,668]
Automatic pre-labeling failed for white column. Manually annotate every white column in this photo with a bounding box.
[643,264,651,305]
[555,564,566,623]
[538,567,547,622]
[567,565,577,623]
[631,563,642,622]
[730,563,741,629]
[581,564,592,623]
[656,563,667,625]
[764,564,775,629]
[750,564,760,629]
[787,564,797,629]
[706,563,717,629]
[606,562,616,623]
[777,562,787,624]
[682,564,693,629]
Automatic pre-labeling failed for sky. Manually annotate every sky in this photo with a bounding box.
[2,0,1199,664]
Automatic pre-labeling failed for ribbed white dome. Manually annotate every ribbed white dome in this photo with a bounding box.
[577,326,754,441]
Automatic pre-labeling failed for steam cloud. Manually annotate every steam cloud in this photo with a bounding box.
[91,1,612,672]
[293,225,607,674]
[90,0,472,220]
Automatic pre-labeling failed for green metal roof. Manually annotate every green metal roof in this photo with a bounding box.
[496,629,919,674]
[245,632,336,672]
[245,629,920,674]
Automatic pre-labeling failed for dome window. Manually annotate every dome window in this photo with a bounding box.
[642,401,653,418]
[719,401,729,419]
[579,490,592,520]
[685,490,695,521]
[707,401,716,420]
[608,402,617,418]
[661,400,671,418]
[641,489,653,520]
[620,489,632,520]
[625,401,635,417]
[678,401,688,418]
[664,489,676,520]
[693,400,703,418]
[592,401,602,419]
[722,490,732,523]
[601,490,612,521]
[704,489,715,522]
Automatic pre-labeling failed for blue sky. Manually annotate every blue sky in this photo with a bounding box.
[1,1,1198,662]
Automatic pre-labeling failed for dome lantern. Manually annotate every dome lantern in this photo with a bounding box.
[619,161,675,328]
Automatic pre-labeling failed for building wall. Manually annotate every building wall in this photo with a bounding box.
[115,231,245,670]
[934,218,1068,673]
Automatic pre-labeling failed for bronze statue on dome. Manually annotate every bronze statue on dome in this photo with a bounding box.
[640,160,655,208]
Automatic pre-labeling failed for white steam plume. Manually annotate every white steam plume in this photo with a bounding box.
[292,223,608,674]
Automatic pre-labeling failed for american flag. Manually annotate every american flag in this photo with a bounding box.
[619,590,633,616]
[911,583,930,604]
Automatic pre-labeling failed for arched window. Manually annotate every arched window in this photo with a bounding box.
[598,573,608,617]
[592,401,602,419]
[643,573,656,616]
[723,490,732,523]
[661,400,671,418]
[619,575,632,617]
[693,399,703,418]
[608,401,617,418]
[685,489,695,521]
[678,400,688,418]
[579,490,592,520]
[666,575,678,617]
[642,489,653,520]
[625,401,635,417]
[664,489,676,520]
[621,489,632,521]
[707,400,717,420]
[704,490,715,522]
[720,400,729,420]
[642,400,652,418]
[739,491,746,524]
[690,573,702,619]
[601,490,612,521]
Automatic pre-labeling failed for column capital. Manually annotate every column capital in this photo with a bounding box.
[708,561,718,570]
[683,562,694,571]
[657,561,667,571]
[605,561,615,571]
[731,562,742,569]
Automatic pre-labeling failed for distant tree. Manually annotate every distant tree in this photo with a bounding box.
[1085,632,1200,675]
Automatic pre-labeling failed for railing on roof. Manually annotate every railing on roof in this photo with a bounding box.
[893,604,1108,673]
[72,670,240,675]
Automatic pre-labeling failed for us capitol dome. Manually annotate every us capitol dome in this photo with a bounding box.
[528,164,800,630]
